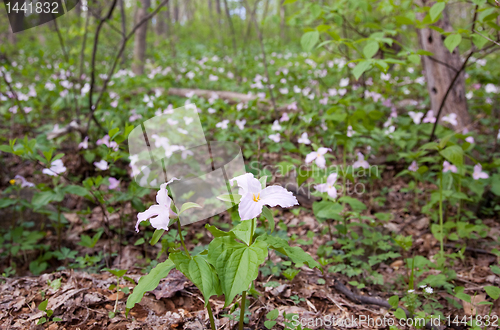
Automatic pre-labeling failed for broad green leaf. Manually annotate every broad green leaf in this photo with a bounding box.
[363,41,379,59]
[301,31,320,52]
[217,194,241,204]
[430,2,445,21]
[106,269,127,278]
[408,54,420,64]
[338,196,367,212]
[64,185,90,197]
[150,229,165,245]
[394,308,406,319]
[388,295,399,309]
[352,60,372,80]
[126,259,175,311]
[471,34,488,50]
[206,224,231,237]
[267,308,279,320]
[455,292,471,303]
[257,234,322,271]
[262,206,275,232]
[208,237,267,307]
[170,252,221,306]
[490,265,500,275]
[38,300,48,311]
[297,169,313,187]
[230,220,253,246]
[444,34,462,53]
[484,286,500,300]
[179,202,202,215]
[265,321,277,329]
[440,145,463,167]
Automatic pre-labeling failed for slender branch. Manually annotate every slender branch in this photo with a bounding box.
[238,291,247,330]
[429,5,479,141]
[473,29,500,47]
[53,19,69,63]
[426,55,458,72]
[84,0,170,135]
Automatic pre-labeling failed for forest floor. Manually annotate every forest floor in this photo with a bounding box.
[1,152,499,330]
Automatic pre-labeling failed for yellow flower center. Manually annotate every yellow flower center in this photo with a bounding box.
[9,179,16,185]
[252,193,260,202]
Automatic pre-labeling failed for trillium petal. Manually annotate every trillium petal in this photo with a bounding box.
[315,183,328,193]
[230,173,262,196]
[238,194,264,220]
[305,152,317,164]
[327,186,338,199]
[136,205,164,232]
[317,147,331,155]
[326,173,338,186]
[149,211,171,231]
[260,185,299,209]
[315,156,326,169]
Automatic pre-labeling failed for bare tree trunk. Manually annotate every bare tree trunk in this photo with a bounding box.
[417,0,470,130]
[223,0,237,56]
[279,0,285,41]
[173,0,179,22]
[132,0,151,75]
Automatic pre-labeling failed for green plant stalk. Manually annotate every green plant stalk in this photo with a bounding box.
[177,218,216,330]
[238,217,256,330]
[439,171,444,255]
[239,290,247,330]
[457,177,462,221]
[342,141,347,236]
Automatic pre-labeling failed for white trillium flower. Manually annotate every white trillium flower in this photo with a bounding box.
[13,175,35,188]
[443,161,458,173]
[347,125,355,137]
[271,120,282,131]
[472,164,489,180]
[422,110,436,123]
[424,287,433,294]
[442,113,458,126]
[305,147,331,169]
[409,111,424,124]
[42,159,67,176]
[409,161,419,172]
[298,132,311,144]
[353,152,370,169]
[216,119,229,129]
[315,173,338,199]
[94,160,109,171]
[236,119,246,130]
[135,178,179,232]
[465,136,474,144]
[269,133,280,143]
[230,173,298,221]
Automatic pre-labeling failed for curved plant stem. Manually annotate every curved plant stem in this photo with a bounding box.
[207,302,216,330]
[177,219,190,258]
[239,291,247,330]
[439,171,444,255]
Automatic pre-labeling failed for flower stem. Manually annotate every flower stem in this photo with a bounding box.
[439,171,444,255]
[250,218,255,245]
[177,219,190,258]
[457,177,462,221]
[239,291,247,330]
[207,302,216,330]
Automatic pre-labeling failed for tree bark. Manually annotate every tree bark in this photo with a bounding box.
[132,0,151,75]
[417,0,470,130]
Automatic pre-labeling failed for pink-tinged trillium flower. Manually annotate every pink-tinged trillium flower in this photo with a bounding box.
[497,129,500,140]
[442,161,457,173]
[409,161,419,172]
[384,125,396,136]
[216,119,229,129]
[209,74,219,81]
[305,147,331,169]
[287,102,297,111]
[236,119,246,130]
[186,71,195,79]
[320,97,328,105]
[13,175,35,188]
[236,103,245,111]
[24,107,32,114]
[230,173,298,221]
[42,159,67,176]
[465,136,474,144]
[347,125,355,137]
[94,160,109,171]
[208,107,217,114]
[269,133,280,143]
[353,152,370,169]
[271,120,282,131]
[108,177,120,189]
[422,110,436,123]
[298,132,311,144]
[129,110,142,122]
[328,88,337,96]
[96,135,119,151]
[135,178,179,232]
[9,106,18,114]
[279,88,289,95]
[409,111,424,124]
[442,113,458,126]
[315,173,338,199]
[339,78,349,87]
[257,92,266,99]
[110,100,118,108]
[280,113,290,122]
[78,136,89,150]
[293,85,301,93]
[472,164,488,180]
[338,88,347,96]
